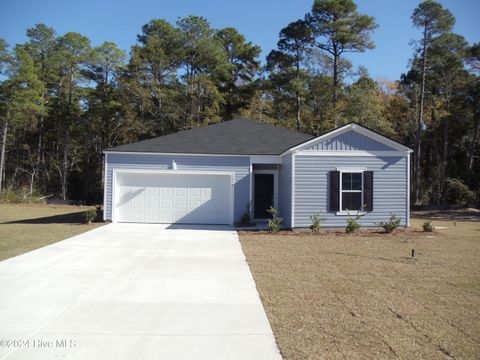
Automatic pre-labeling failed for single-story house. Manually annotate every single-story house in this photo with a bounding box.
[103,118,412,228]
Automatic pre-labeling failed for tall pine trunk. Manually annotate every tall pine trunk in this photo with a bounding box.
[468,116,480,171]
[60,68,75,201]
[61,128,69,201]
[440,110,449,201]
[414,27,428,205]
[295,61,301,131]
[332,49,339,128]
[0,119,8,194]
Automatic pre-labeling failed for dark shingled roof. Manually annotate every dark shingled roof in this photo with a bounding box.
[105,118,314,155]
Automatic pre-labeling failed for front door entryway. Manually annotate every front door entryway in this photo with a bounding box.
[254,173,274,219]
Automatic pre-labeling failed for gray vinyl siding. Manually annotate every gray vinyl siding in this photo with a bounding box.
[305,131,395,151]
[104,153,251,222]
[293,155,408,227]
[278,154,293,228]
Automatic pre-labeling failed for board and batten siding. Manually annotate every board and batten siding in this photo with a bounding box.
[278,153,293,227]
[304,131,395,151]
[293,155,408,227]
[104,153,251,222]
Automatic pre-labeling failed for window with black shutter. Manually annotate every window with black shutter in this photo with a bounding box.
[330,170,373,212]
[363,171,373,211]
[329,171,340,212]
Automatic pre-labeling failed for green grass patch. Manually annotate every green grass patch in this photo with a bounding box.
[0,204,103,261]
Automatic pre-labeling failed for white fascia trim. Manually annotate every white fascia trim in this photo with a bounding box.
[104,151,251,157]
[281,123,413,155]
[103,153,108,221]
[250,155,282,164]
[112,168,234,177]
[296,150,408,157]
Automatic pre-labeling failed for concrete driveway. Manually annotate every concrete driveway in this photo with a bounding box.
[0,224,281,360]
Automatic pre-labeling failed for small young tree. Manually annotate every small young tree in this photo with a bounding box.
[309,213,325,233]
[378,214,401,233]
[267,206,284,233]
[345,207,365,233]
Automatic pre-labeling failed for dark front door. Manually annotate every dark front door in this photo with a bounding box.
[254,173,274,219]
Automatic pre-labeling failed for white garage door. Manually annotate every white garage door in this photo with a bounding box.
[114,172,232,224]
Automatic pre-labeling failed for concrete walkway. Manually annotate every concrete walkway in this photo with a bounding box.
[0,224,282,360]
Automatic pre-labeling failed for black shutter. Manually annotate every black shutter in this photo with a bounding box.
[329,171,340,212]
[363,171,373,211]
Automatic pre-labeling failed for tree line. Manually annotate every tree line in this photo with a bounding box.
[0,0,479,206]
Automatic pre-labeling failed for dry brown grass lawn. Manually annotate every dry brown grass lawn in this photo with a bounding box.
[0,203,103,261]
[240,219,480,359]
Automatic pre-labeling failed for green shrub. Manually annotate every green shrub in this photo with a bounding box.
[444,178,477,205]
[309,213,325,233]
[0,186,44,203]
[345,207,365,233]
[378,213,401,233]
[346,218,361,233]
[239,202,252,225]
[83,208,97,224]
[267,206,283,233]
[422,221,434,232]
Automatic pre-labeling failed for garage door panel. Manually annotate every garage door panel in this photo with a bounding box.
[189,188,202,198]
[159,212,174,223]
[145,212,158,223]
[132,197,146,209]
[161,188,173,197]
[115,172,231,225]
[203,188,212,197]
[131,212,145,223]
[146,187,159,197]
[161,199,174,210]
[188,200,202,210]
[175,188,187,196]
[146,199,159,210]
[176,199,187,210]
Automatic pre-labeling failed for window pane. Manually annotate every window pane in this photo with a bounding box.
[351,173,362,190]
[342,192,362,211]
[342,173,352,190]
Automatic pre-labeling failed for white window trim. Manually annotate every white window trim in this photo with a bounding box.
[252,169,278,220]
[336,211,366,216]
[337,169,364,215]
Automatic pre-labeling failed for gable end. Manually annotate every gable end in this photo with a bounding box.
[283,123,413,155]
[304,130,395,151]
